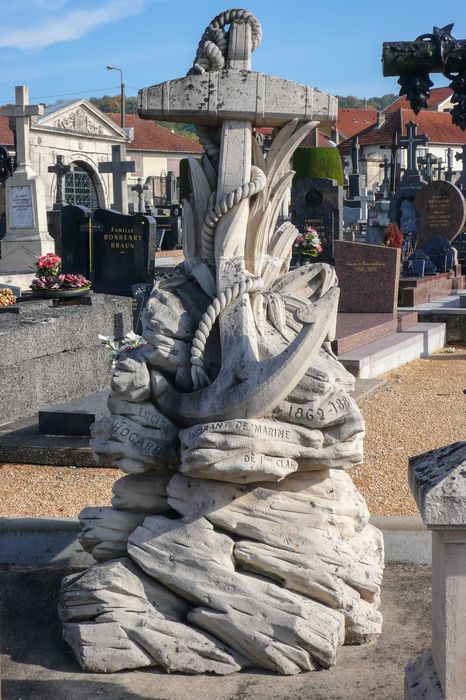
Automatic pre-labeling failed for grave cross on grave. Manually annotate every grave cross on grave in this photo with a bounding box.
[435,157,444,181]
[351,137,360,174]
[399,121,429,186]
[131,177,149,213]
[98,144,135,214]
[381,129,400,194]
[48,155,71,209]
[348,136,363,199]
[0,86,43,170]
[445,147,454,182]
[455,145,466,190]
[418,152,439,183]
[379,156,391,198]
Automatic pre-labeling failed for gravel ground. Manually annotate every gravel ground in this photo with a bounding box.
[0,347,464,518]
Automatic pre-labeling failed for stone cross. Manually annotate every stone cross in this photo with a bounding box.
[381,130,400,195]
[399,121,429,185]
[455,145,466,190]
[445,147,454,182]
[131,177,149,213]
[354,186,375,221]
[417,152,439,183]
[98,144,135,214]
[351,137,360,174]
[0,86,43,170]
[48,155,71,209]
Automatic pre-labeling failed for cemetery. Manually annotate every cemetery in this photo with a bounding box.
[0,6,465,700]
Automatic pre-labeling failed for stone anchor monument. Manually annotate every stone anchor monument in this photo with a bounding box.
[59,9,384,675]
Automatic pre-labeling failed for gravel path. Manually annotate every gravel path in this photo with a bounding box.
[0,347,464,518]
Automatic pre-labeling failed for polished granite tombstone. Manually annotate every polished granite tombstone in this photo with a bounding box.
[334,241,401,314]
[291,177,343,262]
[414,180,466,251]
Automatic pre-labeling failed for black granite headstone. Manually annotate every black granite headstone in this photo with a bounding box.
[60,204,92,277]
[92,209,156,296]
[291,177,343,263]
[402,250,437,277]
[423,235,455,272]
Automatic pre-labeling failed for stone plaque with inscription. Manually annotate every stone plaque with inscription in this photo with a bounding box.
[334,240,401,314]
[92,209,156,295]
[10,185,34,229]
[414,180,466,250]
[291,177,343,263]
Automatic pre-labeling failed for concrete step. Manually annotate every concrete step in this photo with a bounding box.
[338,322,446,379]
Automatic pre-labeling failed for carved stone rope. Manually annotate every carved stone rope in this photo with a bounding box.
[201,165,266,262]
[188,9,263,166]
[191,276,264,390]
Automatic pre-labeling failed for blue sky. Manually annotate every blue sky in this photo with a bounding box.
[1,0,463,107]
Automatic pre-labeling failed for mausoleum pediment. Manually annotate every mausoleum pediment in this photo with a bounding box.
[36,100,126,139]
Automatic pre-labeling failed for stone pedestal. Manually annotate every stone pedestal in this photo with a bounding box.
[405,442,466,700]
[0,165,55,276]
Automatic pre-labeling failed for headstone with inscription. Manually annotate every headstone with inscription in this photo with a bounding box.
[91,208,156,295]
[414,179,466,251]
[334,240,401,314]
[0,86,54,283]
[291,177,343,262]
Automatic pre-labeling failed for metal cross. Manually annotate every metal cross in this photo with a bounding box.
[455,145,466,190]
[98,144,135,214]
[379,156,391,197]
[435,157,444,181]
[0,86,43,170]
[131,177,149,213]
[381,130,400,194]
[48,155,71,209]
[417,152,438,182]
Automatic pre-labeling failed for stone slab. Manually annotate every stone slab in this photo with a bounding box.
[339,322,446,379]
[38,391,109,437]
[333,313,397,355]
[0,564,431,699]
[334,241,401,314]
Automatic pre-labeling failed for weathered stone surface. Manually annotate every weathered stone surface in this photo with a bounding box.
[107,395,177,438]
[111,473,173,514]
[409,441,466,527]
[110,352,151,402]
[60,558,242,674]
[128,516,344,673]
[90,414,178,473]
[78,507,148,561]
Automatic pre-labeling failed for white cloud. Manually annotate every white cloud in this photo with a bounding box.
[0,0,148,50]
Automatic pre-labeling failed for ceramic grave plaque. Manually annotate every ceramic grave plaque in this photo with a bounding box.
[59,8,383,677]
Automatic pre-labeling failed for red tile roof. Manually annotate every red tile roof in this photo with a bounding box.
[0,116,14,146]
[337,108,378,139]
[107,113,203,154]
[338,108,466,155]
[384,87,453,113]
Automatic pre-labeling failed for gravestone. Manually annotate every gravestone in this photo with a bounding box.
[291,177,343,262]
[0,86,54,281]
[91,208,156,295]
[334,240,401,314]
[402,250,437,277]
[60,204,92,277]
[414,179,466,250]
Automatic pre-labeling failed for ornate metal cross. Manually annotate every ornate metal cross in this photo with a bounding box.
[417,151,438,183]
[0,86,43,171]
[98,144,135,214]
[48,155,71,209]
[435,157,444,181]
[131,177,149,213]
[381,130,400,195]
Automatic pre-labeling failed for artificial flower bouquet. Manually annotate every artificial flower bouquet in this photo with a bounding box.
[30,253,91,292]
[293,226,323,257]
